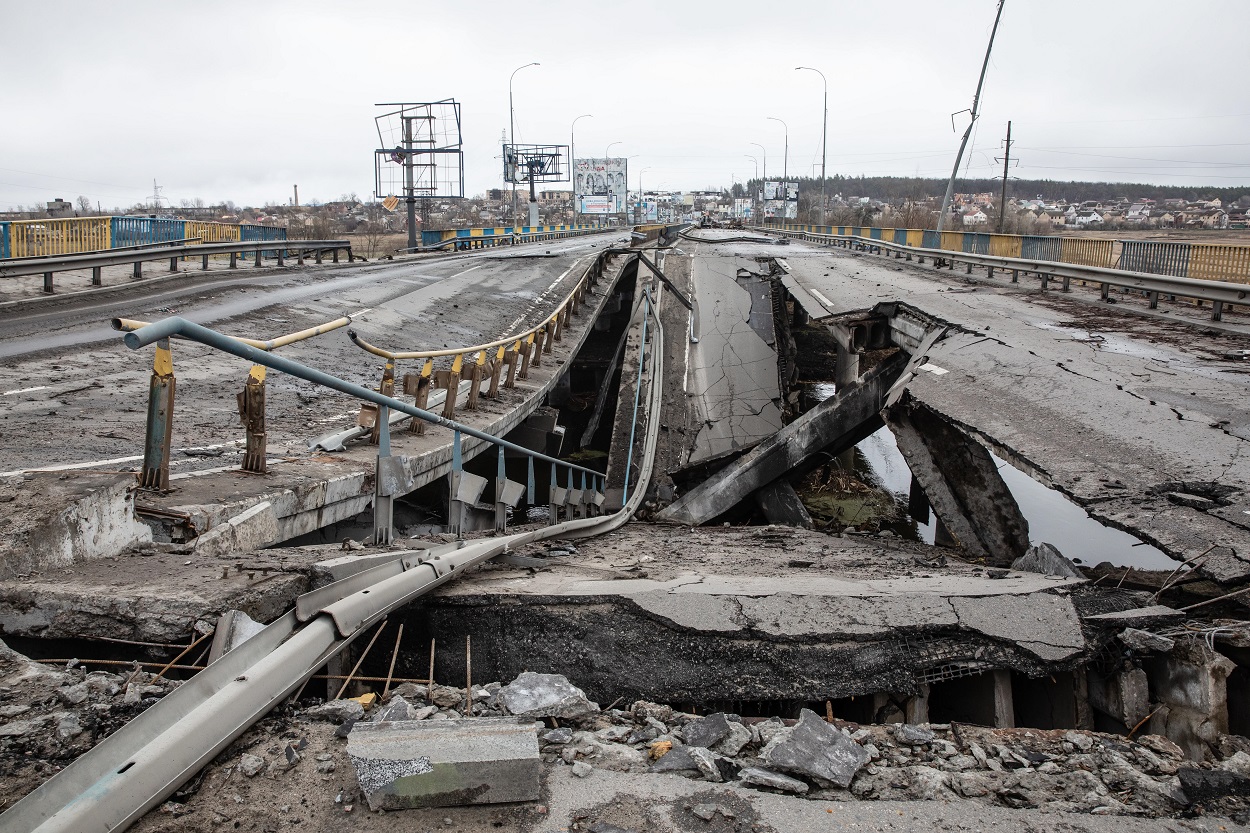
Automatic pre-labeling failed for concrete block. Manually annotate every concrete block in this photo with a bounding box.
[195,500,278,556]
[347,717,539,810]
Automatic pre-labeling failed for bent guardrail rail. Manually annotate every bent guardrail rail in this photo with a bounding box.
[764,227,1250,322]
[0,238,355,293]
[124,315,613,540]
[111,316,352,484]
[346,246,623,438]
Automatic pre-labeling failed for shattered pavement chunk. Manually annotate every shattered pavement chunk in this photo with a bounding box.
[680,712,732,748]
[738,766,810,794]
[762,708,870,788]
[497,672,599,720]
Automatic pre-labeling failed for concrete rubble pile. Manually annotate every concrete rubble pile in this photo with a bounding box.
[285,671,1250,822]
[0,638,182,795]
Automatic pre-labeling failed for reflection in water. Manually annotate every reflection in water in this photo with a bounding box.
[848,424,1177,570]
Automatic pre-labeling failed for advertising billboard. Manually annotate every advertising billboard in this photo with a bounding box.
[575,157,628,214]
[762,181,798,218]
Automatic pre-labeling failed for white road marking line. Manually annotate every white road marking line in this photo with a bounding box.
[808,288,835,310]
[3,386,49,396]
[0,441,244,478]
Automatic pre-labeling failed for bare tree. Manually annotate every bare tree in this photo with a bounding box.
[76,195,92,215]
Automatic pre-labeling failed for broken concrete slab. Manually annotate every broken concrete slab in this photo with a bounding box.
[681,712,733,748]
[1085,605,1186,627]
[1119,628,1176,654]
[206,609,266,663]
[737,766,809,794]
[497,672,599,721]
[659,350,908,525]
[346,717,539,810]
[752,480,813,528]
[1012,542,1083,579]
[684,256,785,466]
[761,707,870,788]
[193,500,278,557]
[649,746,700,774]
[306,699,365,724]
[885,395,1030,565]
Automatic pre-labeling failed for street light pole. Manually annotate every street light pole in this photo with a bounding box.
[637,168,651,224]
[796,66,827,226]
[570,113,592,227]
[605,142,622,224]
[508,62,540,227]
[744,155,758,222]
[766,117,788,220]
[750,142,767,222]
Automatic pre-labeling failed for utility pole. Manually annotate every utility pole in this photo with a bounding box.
[996,121,1013,234]
[403,114,417,254]
[937,0,1006,233]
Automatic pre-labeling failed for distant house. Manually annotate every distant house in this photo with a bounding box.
[1072,210,1104,227]
[962,209,989,226]
[1125,203,1151,224]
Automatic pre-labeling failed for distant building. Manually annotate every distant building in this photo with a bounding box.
[46,198,73,218]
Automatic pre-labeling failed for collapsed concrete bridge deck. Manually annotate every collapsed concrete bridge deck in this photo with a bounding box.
[4,227,1250,829]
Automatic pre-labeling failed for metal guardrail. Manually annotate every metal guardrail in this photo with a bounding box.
[418,223,606,252]
[110,316,353,484]
[0,291,668,833]
[0,215,286,259]
[764,222,1250,284]
[0,239,354,293]
[767,227,1250,322]
[348,246,623,433]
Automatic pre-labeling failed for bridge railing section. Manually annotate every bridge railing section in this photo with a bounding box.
[774,226,1250,322]
[765,222,1250,284]
[419,223,604,251]
[347,246,622,439]
[123,271,632,540]
[0,215,286,259]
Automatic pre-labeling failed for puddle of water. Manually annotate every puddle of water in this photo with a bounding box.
[853,427,938,544]
[856,428,1176,569]
[809,382,1178,569]
[988,453,1177,570]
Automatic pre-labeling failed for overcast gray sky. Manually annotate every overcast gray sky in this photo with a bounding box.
[2,0,1248,210]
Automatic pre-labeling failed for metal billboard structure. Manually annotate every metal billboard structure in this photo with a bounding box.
[574,157,628,216]
[503,144,569,227]
[762,180,799,220]
[373,100,464,253]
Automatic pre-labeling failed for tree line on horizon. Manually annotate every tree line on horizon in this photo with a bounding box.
[738,175,1249,206]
